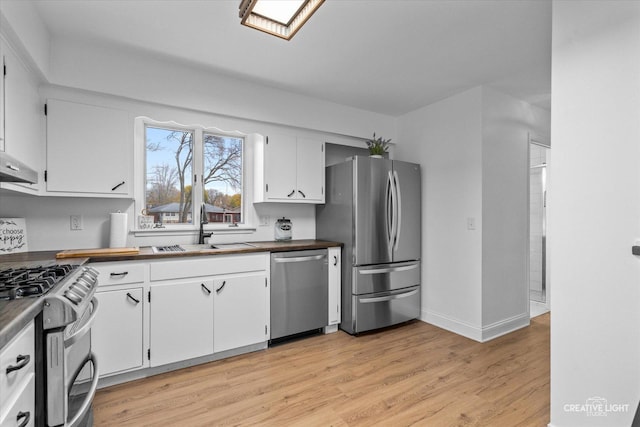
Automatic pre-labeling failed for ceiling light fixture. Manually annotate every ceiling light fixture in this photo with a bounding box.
[239,0,325,40]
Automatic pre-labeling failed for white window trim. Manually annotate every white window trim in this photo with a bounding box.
[133,117,256,235]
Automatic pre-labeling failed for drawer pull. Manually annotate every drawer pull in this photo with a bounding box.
[215,281,226,293]
[110,271,129,278]
[17,411,30,427]
[201,283,212,294]
[126,293,140,304]
[6,354,30,374]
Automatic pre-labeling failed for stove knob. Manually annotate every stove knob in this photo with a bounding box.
[68,284,87,299]
[83,267,99,281]
[74,278,91,292]
[79,274,96,289]
[64,290,82,304]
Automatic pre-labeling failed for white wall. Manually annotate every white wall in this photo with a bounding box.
[481,87,547,335]
[397,87,484,335]
[49,37,395,141]
[549,1,640,426]
[397,86,550,342]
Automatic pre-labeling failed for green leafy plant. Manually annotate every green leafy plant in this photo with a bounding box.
[365,132,391,156]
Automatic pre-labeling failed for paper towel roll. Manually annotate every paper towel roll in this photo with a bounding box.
[109,212,128,248]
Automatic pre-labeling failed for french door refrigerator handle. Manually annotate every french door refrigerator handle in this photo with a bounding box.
[386,171,394,259]
[359,288,419,303]
[393,170,402,251]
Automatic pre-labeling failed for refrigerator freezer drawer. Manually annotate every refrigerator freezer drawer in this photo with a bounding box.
[352,261,420,294]
[351,285,421,334]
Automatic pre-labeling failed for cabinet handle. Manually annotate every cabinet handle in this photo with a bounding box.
[287,190,295,197]
[201,283,212,294]
[6,163,19,172]
[215,281,226,293]
[110,271,129,278]
[333,255,338,266]
[111,181,126,191]
[16,411,30,427]
[126,293,140,304]
[298,190,306,198]
[6,354,30,374]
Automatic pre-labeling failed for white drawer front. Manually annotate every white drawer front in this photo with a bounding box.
[150,254,267,281]
[0,374,34,427]
[0,323,34,416]
[91,263,146,287]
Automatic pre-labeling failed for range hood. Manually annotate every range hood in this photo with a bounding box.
[0,151,38,184]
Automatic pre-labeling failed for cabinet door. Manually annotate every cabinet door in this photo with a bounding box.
[328,247,341,325]
[92,288,144,376]
[1,40,43,194]
[296,138,325,202]
[0,42,4,152]
[213,274,267,353]
[46,99,130,195]
[149,280,213,367]
[0,375,34,427]
[263,134,297,200]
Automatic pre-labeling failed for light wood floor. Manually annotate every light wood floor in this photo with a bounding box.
[93,314,550,426]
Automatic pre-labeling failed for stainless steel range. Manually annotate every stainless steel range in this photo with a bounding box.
[0,263,100,426]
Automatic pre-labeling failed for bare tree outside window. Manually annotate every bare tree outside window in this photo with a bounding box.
[145,126,244,226]
[204,133,243,224]
[145,127,193,224]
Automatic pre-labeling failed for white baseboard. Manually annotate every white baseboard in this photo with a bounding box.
[481,313,530,341]
[422,309,483,341]
[421,309,530,342]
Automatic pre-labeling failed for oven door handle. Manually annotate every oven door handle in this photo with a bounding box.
[67,352,99,427]
[64,298,99,348]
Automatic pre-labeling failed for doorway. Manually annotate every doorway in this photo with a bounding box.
[530,142,550,317]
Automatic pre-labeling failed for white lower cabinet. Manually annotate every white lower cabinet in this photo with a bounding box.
[149,279,214,367]
[328,247,342,326]
[213,273,268,353]
[92,288,144,376]
[0,322,35,427]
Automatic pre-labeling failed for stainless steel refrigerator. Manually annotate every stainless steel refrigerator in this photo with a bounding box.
[316,156,421,334]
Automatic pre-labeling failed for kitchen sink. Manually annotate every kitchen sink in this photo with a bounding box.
[151,244,186,253]
[210,242,257,250]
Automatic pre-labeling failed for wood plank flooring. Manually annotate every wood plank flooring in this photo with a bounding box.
[93,314,550,426]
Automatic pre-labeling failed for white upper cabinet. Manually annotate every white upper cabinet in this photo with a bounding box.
[0,37,44,194]
[45,99,132,197]
[0,41,4,153]
[254,134,325,203]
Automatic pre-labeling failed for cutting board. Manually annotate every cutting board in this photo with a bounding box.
[56,247,140,259]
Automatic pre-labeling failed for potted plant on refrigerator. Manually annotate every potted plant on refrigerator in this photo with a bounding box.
[365,132,391,158]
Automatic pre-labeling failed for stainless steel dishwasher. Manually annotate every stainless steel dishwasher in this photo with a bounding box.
[270,249,328,341]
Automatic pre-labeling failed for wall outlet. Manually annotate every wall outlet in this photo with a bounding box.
[259,215,270,226]
[70,215,83,230]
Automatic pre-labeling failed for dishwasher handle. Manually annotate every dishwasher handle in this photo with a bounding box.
[273,254,326,263]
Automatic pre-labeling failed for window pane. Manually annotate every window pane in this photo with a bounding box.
[203,133,243,224]
[145,127,193,225]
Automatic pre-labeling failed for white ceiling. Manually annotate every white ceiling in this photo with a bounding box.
[32,0,552,116]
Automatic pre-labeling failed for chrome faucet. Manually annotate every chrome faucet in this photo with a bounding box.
[198,204,212,244]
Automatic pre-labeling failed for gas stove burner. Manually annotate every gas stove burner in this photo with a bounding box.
[0,264,79,300]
